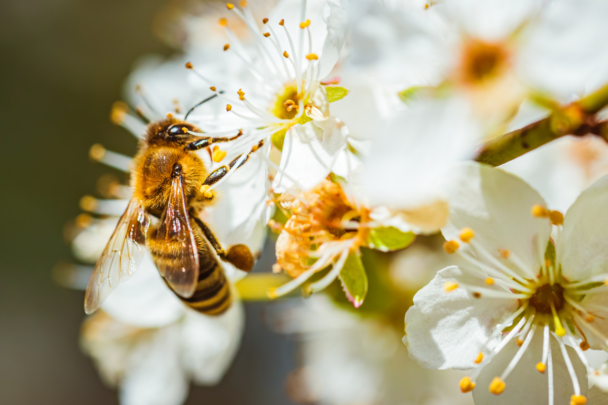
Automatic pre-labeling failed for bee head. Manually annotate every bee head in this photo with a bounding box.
[146,119,200,146]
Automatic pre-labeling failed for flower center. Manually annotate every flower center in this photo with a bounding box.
[528,283,565,314]
[460,39,508,83]
[271,82,303,120]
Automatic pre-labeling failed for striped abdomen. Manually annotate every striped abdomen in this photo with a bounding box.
[149,221,232,316]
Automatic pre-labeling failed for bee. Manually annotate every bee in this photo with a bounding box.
[84,97,262,316]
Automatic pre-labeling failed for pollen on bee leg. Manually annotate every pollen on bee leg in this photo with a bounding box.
[306,53,318,60]
[474,352,484,364]
[571,395,587,405]
[459,377,475,393]
[443,240,460,254]
[212,147,227,163]
[489,377,506,395]
[224,44,230,51]
[444,282,459,292]
[549,210,564,226]
[536,362,546,373]
[459,227,475,243]
[532,204,549,218]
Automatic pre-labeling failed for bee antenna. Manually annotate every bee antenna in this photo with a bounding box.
[184,91,225,121]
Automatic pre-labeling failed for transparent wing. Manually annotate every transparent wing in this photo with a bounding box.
[84,198,150,314]
[155,175,200,298]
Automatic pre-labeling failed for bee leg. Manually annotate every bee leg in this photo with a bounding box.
[193,217,254,272]
[185,129,245,151]
[202,140,265,186]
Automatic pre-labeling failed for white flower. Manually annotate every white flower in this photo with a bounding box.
[269,295,474,405]
[404,162,608,404]
[181,0,349,194]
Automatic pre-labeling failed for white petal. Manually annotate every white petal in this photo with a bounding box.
[404,266,518,370]
[273,118,346,192]
[120,326,188,405]
[473,333,587,405]
[205,143,270,255]
[443,162,551,277]
[180,300,245,385]
[102,254,185,328]
[560,174,608,281]
[518,0,608,101]
[360,97,480,211]
[318,0,348,79]
[579,292,608,351]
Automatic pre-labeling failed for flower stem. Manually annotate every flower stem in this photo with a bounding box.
[475,83,608,166]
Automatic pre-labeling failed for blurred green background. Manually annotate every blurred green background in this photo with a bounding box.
[0,0,296,403]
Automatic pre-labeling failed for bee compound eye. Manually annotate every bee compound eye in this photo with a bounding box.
[166,124,194,137]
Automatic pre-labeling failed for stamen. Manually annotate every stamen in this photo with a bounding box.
[219,18,228,26]
[459,227,475,243]
[459,377,475,393]
[226,104,232,111]
[443,240,459,254]
[263,32,270,37]
[537,362,546,373]
[532,204,549,218]
[305,246,351,294]
[444,282,459,292]
[268,248,336,298]
[89,144,132,172]
[541,324,550,367]
[80,196,129,216]
[306,53,318,60]
[262,18,268,24]
[549,300,566,337]
[485,278,494,285]
[488,377,506,395]
[474,352,484,364]
[299,19,310,29]
[548,346,554,405]
[571,396,587,405]
[237,89,245,100]
[224,44,230,51]
[549,210,564,226]
[279,19,284,26]
[226,3,234,10]
[200,185,214,199]
[283,51,289,58]
[212,146,227,162]
[556,336,581,396]
[501,325,536,380]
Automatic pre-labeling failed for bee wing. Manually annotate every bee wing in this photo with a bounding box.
[84,198,150,314]
[155,175,200,298]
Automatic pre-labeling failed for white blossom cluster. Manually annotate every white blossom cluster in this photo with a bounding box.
[64,0,608,404]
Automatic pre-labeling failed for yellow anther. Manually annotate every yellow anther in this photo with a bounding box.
[424,3,429,8]
[299,19,310,29]
[459,377,475,393]
[549,210,564,226]
[580,341,590,351]
[571,395,587,405]
[237,89,245,100]
[284,100,295,107]
[444,282,459,292]
[605,278,608,286]
[210,86,217,91]
[80,195,98,212]
[500,249,510,259]
[306,53,319,60]
[226,3,234,10]
[556,325,566,337]
[110,101,127,125]
[485,278,494,285]
[226,104,232,111]
[283,51,289,58]
[489,377,506,395]
[75,213,93,228]
[212,147,227,163]
[279,19,284,26]
[89,144,105,161]
[262,17,269,24]
[532,204,549,218]
[224,44,230,51]
[267,287,278,299]
[474,352,483,364]
[166,113,174,118]
[516,338,524,347]
[536,362,546,373]
[585,314,594,323]
[459,227,475,243]
[443,240,460,254]
[219,18,228,26]
[472,292,482,299]
[240,0,247,6]
[263,32,270,37]
[185,62,193,69]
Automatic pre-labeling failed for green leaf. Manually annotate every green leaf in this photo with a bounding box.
[338,252,368,308]
[366,227,416,252]
[326,86,349,103]
[398,86,432,104]
[270,115,312,151]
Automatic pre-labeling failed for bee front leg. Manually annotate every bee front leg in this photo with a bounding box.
[201,140,264,187]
